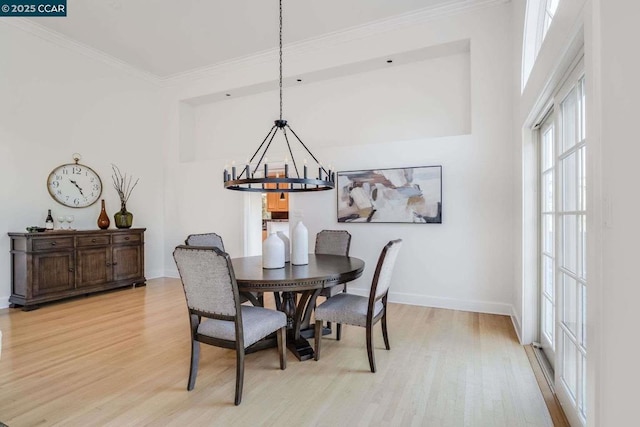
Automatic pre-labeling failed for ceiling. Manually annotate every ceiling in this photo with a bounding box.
[28,0,462,78]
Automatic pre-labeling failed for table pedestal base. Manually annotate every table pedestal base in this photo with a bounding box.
[245,331,318,361]
[245,290,339,360]
[300,325,331,339]
[287,335,315,361]
[232,254,364,361]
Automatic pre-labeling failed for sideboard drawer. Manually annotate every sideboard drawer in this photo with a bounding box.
[77,235,111,247]
[113,234,141,245]
[32,237,74,251]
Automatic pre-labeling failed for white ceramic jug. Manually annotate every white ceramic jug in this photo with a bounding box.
[277,231,290,263]
[263,232,285,269]
[291,221,309,265]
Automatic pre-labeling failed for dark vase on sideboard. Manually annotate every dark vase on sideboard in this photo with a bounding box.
[97,199,110,229]
[114,202,133,229]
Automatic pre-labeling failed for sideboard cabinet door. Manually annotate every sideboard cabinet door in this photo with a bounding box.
[112,232,144,282]
[76,247,111,288]
[33,252,75,297]
[75,233,113,288]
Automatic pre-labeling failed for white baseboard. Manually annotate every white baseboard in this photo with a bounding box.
[159,276,512,317]
[348,287,514,316]
[160,272,513,316]
[511,306,523,343]
[1,278,517,321]
[164,268,179,279]
[145,269,166,280]
[0,269,166,310]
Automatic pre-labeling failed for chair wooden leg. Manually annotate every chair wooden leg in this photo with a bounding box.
[381,312,390,350]
[336,323,342,341]
[277,327,287,370]
[187,339,200,391]
[366,323,376,373]
[314,320,323,361]
[235,345,245,405]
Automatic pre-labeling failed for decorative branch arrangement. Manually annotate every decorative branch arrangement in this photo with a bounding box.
[111,164,139,206]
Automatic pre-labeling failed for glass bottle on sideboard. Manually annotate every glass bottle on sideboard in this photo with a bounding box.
[45,209,54,230]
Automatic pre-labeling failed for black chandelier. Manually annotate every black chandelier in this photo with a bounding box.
[223,0,335,193]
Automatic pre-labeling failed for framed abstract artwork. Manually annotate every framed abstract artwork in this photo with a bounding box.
[337,165,442,224]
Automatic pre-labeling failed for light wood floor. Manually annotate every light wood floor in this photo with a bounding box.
[0,278,554,427]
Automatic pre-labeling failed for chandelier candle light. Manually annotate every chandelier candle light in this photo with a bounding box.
[223,0,335,193]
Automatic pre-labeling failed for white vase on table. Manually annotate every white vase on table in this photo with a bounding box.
[291,221,309,265]
[276,231,290,263]
[263,232,285,269]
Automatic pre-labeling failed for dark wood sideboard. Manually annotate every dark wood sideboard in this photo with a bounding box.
[8,228,146,311]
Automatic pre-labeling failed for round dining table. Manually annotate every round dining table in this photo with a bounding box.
[232,254,365,360]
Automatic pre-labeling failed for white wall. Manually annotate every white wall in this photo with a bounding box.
[164,3,517,316]
[0,21,165,307]
[190,51,471,161]
[513,0,640,424]
[591,1,640,425]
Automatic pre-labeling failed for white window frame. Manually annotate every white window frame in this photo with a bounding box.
[522,0,561,90]
[553,66,587,427]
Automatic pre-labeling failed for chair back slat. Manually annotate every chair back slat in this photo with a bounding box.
[173,246,239,317]
[185,233,225,251]
[371,239,403,300]
[315,230,351,256]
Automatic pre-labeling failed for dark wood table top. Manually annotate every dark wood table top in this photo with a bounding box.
[231,254,365,292]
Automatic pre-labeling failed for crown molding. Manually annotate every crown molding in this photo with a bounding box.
[2,18,162,86]
[3,0,509,87]
[162,0,510,86]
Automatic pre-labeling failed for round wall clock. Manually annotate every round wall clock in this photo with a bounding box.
[47,153,103,208]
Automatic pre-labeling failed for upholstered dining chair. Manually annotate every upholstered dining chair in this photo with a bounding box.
[185,232,262,306]
[316,230,351,296]
[185,232,225,249]
[173,245,287,405]
[314,230,352,339]
[314,239,402,373]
